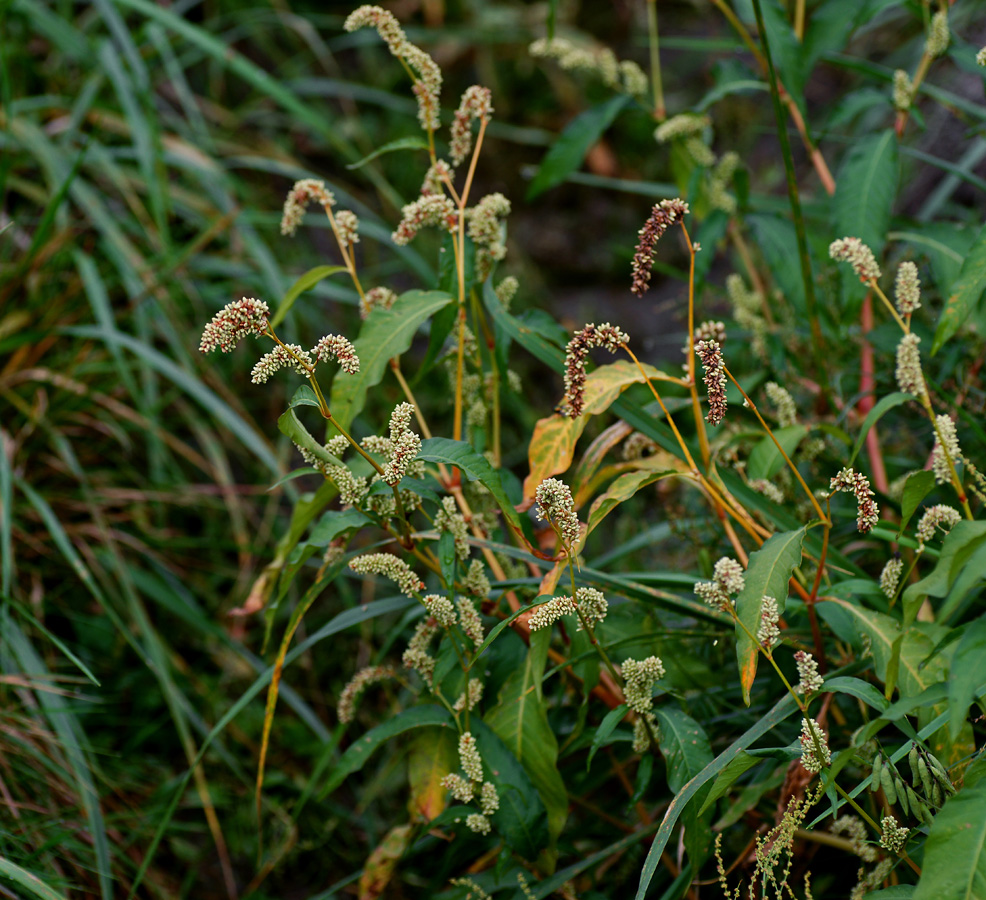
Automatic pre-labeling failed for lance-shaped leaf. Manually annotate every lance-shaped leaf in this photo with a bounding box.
[585,468,677,537]
[733,528,806,705]
[933,220,986,354]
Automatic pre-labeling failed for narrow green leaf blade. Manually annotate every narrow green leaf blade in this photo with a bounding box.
[527,95,629,200]
[747,425,807,481]
[849,392,910,465]
[0,855,68,900]
[270,265,346,329]
[277,408,344,468]
[346,135,429,170]
[898,471,936,537]
[948,616,986,740]
[833,129,899,257]
[587,704,629,770]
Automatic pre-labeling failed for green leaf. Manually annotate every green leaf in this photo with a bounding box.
[322,705,454,797]
[699,751,759,815]
[277,408,344,468]
[585,469,677,537]
[269,265,346,329]
[307,508,370,547]
[418,437,522,531]
[485,629,568,846]
[329,290,454,430]
[823,676,889,713]
[654,707,715,868]
[345,135,429,170]
[527,95,630,200]
[862,888,914,900]
[932,221,986,354]
[833,129,899,257]
[898,471,936,537]
[733,528,806,705]
[948,615,986,740]
[634,694,801,899]
[289,383,321,409]
[747,425,807,481]
[902,523,986,627]
[912,777,986,900]
[0,855,68,900]
[849,392,911,465]
[587,704,629,771]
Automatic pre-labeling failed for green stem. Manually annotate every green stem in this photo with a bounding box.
[646,0,665,120]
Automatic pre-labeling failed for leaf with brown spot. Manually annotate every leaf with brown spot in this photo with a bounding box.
[358,824,414,900]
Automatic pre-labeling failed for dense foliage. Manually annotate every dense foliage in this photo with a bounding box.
[3,1,986,899]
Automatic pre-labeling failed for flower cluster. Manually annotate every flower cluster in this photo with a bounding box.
[457,597,485,647]
[831,815,877,864]
[630,198,689,297]
[757,596,780,653]
[894,333,925,397]
[695,557,745,610]
[360,286,398,320]
[925,10,949,58]
[463,559,491,599]
[467,192,511,278]
[978,47,986,67]
[880,814,910,853]
[916,504,960,551]
[654,113,710,144]
[392,195,458,245]
[435,496,470,560]
[453,678,484,713]
[633,713,657,754]
[420,160,453,197]
[879,557,903,599]
[337,665,393,723]
[694,319,726,345]
[349,552,424,597]
[380,404,420,486]
[528,594,576,631]
[893,69,913,111]
[830,467,879,533]
[328,464,369,507]
[622,656,665,714]
[334,210,359,245]
[313,334,360,374]
[450,86,493,166]
[528,37,647,96]
[708,152,739,213]
[441,733,499,835]
[799,718,831,773]
[895,261,921,314]
[765,382,798,427]
[561,322,629,417]
[403,618,438,686]
[345,5,441,131]
[422,593,457,629]
[726,273,767,359]
[251,343,313,384]
[494,276,519,309]
[534,477,582,547]
[696,339,728,426]
[281,179,334,237]
[750,479,785,504]
[795,651,824,694]
[931,414,961,485]
[829,236,881,283]
[574,587,608,631]
[199,297,270,353]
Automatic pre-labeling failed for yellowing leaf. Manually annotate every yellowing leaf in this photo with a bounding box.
[407,728,456,822]
[358,824,414,900]
[522,361,674,506]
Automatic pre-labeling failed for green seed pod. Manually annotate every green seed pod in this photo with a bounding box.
[931,781,943,808]
[906,786,922,818]
[928,754,948,778]
[918,756,933,799]
[871,754,884,792]
[881,766,897,805]
[908,745,920,783]
[918,799,934,827]
[896,775,909,816]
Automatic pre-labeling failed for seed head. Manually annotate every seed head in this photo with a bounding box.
[880,815,909,853]
[337,665,393,723]
[799,718,831,773]
[894,333,925,397]
[281,179,334,237]
[830,467,879,533]
[622,656,665,714]
[450,86,493,166]
[383,402,421,486]
[561,322,629,417]
[458,732,484,782]
[633,713,656,753]
[534,477,582,547]
[893,69,913,111]
[313,334,360,374]
[528,594,577,631]
[895,261,921,314]
[334,210,360,245]
[879,557,903,599]
[199,297,270,353]
[349,552,424,597]
[758,596,780,653]
[931,414,961,485]
[794,651,823,694]
[696,339,728,426]
[916,504,960,551]
[392,195,458,245]
[251,343,313,383]
[829,236,881,283]
[631,198,689,297]
[925,10,949,58]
